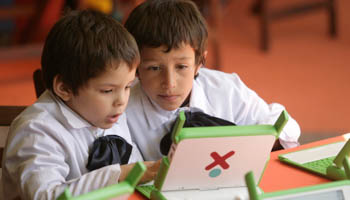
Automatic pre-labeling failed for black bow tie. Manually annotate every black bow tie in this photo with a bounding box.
[86,135,132,171]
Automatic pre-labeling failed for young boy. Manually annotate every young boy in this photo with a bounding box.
[124,0,301,161]
[1,10,158,200]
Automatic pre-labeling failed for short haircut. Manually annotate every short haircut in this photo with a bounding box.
[41,9,140,95]
[124,0,208,66]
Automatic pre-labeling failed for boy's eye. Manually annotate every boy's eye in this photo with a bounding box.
[101,89,113,93]
[177,64,188,69]
[147,66,161,71]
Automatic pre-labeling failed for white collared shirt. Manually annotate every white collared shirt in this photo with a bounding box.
[126,68,300,161]
[1,91,143,200]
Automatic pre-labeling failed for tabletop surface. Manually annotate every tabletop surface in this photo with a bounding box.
[259,135,344,192]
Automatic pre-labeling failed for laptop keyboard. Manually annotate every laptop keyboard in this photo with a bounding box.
[302,156,336,175]
[136,185,156,199]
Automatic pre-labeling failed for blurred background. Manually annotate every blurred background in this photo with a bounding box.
[0,0,349,144]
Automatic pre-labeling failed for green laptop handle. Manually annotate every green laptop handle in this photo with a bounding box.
[154,157,170,190]
[274,110,289,135]
[125,161,147,187]
[326,139,350,180]
[57,162,146,200]
[245,171,262,200]
[171,111,186,144]
[344,156,350,179]
[333,139,350,168]
[327,156,350,180]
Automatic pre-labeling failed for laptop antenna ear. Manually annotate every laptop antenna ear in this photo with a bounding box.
[245,171,262,200]
[125,162,147,187]
[333,139,350,168]
[274,110,289,136]
[171,111,186,144]
[326,139,350,180]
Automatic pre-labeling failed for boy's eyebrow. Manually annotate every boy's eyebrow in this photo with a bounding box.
[141,56,192,62]
[140,58,157,62]
[97,83,119,87]
[98,78,135,87]
[174,56,192,60]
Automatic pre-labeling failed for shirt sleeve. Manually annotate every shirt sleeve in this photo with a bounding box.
[3,122,122,200]
[128,141,145,163]
[228,73,301,148]
[260,103,301,149]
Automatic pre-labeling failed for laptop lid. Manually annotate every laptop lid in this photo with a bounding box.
[154,110,289,192]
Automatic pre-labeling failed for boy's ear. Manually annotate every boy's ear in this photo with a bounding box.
[195,64,202,76]
[204,50,208,60]
[53,75,73,101]
[136,69,139,78]
[194,50,207,75]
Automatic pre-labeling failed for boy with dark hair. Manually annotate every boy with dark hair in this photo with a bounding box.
[1,10,158,200]
[124,0,301,161]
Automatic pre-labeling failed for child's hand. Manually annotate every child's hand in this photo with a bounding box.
[119,160,161,184]
[139,160,161,184]
[119,163,137,182]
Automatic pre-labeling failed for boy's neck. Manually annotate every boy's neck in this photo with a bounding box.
[180,94,191,108]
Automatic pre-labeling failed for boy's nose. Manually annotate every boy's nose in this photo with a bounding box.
[113,93,127,107]
[161,70,176,89]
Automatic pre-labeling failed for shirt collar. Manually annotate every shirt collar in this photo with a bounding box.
[140,89,179,130]
[189,78,216,116]
[140,75,216,130]
[52,92,93,130]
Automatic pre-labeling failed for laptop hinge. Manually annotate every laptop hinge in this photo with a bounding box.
[199,186,219,191]
[199,186,248,191]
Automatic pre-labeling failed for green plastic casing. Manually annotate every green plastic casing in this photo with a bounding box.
[150,110,289,200]
[57,162,146,200]
[246,170,350,200]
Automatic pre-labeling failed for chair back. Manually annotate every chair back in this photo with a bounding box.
[0,106,26,167]
[33,68,45,98]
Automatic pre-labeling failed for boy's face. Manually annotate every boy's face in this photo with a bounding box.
[64,62,136,129]
[138,43,201,111]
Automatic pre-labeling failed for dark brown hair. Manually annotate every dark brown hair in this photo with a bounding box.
[124,0,208,66]
[41,9,140,95]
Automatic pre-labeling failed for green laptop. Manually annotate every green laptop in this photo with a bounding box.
[57,161,146,200]
[137,110,289,200]
[279,135,350,181]
[245,166,350,200]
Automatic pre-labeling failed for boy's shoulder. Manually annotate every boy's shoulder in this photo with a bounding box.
[198,68,240,81]
[193,68,253,108]
[196,68,243,89]
[9,91,63,135]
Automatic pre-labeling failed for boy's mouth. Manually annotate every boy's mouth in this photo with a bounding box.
[107,114,121,123]
[158,94,179,102]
